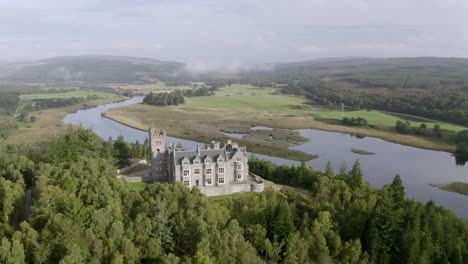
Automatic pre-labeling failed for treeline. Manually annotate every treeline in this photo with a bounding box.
[0,127,466,263]
[280,77,468,126]
[249,159,468,263]
[395,120,443,137]
[454,130,468,160]
[182,87,215,97]
[143,91,185,106]
[28,97,87,110]
[342,117,368,127]
[0,91,20,115]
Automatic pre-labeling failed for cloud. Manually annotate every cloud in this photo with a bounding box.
[0,0,467,64]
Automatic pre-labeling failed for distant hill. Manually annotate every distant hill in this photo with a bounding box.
[271,57,468,90]
[0,55,186,83]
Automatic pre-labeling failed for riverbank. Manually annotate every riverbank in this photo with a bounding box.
[102,106,318,162]
[432,182,468,196]
[2,95,128,145]
[104,102,456,155]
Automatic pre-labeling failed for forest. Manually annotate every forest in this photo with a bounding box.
[143,91,185,106]
[280,78,468,127]
[0,127,466,263]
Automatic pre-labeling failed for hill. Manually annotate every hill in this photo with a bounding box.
[0,55,187,83]
[271,57,468,90]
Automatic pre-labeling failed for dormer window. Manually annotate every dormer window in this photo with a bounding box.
[237,163,242,170]
[194,160,200,165]
[183,161,189,166]
[205,159,211,164]
[218,158,223,163]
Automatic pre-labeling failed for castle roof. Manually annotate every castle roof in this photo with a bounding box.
[173,146,243,165]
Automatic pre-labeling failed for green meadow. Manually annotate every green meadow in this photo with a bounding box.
[185,85,308,110]
[128,182,149,192]
[185,85,467,132]
[23,91,115,101]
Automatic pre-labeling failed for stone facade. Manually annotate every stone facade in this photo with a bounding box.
[148,127,264,196]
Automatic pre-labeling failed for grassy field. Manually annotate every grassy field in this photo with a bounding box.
[108,82,192,94]
[23,91,115,101]
[187,85,467,132]
[105,84,457,156]
[128,182,149,192]
[433,182,468,196]
[1,96,126,146]
[186,84,308,110]
[310,110,466,132]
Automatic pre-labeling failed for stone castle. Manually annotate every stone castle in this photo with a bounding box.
[148,127,264,196]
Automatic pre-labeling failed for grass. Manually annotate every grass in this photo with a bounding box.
[432,182,468,196]
[188,85,466,132]
[128,182,149,192]
[1,96,126,146]
[309,110,466,132]
[107,82,192,93]
[23,91,115,101]
[185,85,307,111]
[105,85,460,154]
[351,148,376,155]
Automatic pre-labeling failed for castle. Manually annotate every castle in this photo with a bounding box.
[148,127,264,196]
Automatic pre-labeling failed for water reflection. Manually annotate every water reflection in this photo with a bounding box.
[63,97,468,219]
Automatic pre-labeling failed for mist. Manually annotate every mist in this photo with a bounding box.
[1,0,468,66]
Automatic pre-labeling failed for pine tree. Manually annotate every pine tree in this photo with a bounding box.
[325,161,334,177]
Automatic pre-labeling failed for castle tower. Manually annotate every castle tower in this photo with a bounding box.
[150,127,166,157]
[149,127,168,181]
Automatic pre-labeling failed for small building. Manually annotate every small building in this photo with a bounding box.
[148,127,264,196]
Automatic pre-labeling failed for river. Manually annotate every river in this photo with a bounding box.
[63,97,468,219]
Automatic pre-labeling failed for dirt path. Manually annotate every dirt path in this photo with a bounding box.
[14,94,22,117]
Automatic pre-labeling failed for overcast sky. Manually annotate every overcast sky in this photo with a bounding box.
[1,0,468,68]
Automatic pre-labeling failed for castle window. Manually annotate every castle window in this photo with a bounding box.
[194,160,200,165]
[183,170,190,176]
[183,161,189,165]
[206,179,212,185]
[183,180,190,186]
[194,169,200,175]
[237,164,242,170]
[205,160,211,164]
[218,158,223,163]
[237,173,242,179]
[218,167,224,174]
[218,178,225,184]
[206,168,212,174]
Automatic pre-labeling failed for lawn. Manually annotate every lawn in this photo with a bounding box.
[23,91,115,101]
[128,182,149,192]
[185,85,308,111]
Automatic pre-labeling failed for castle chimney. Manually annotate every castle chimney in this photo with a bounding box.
[227,139,232,145]
[213,141,220,149]
[197,145,200,155]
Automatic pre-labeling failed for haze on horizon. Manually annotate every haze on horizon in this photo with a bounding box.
[1,0,468,70]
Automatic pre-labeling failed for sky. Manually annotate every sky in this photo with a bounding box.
[0,0,468,68]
